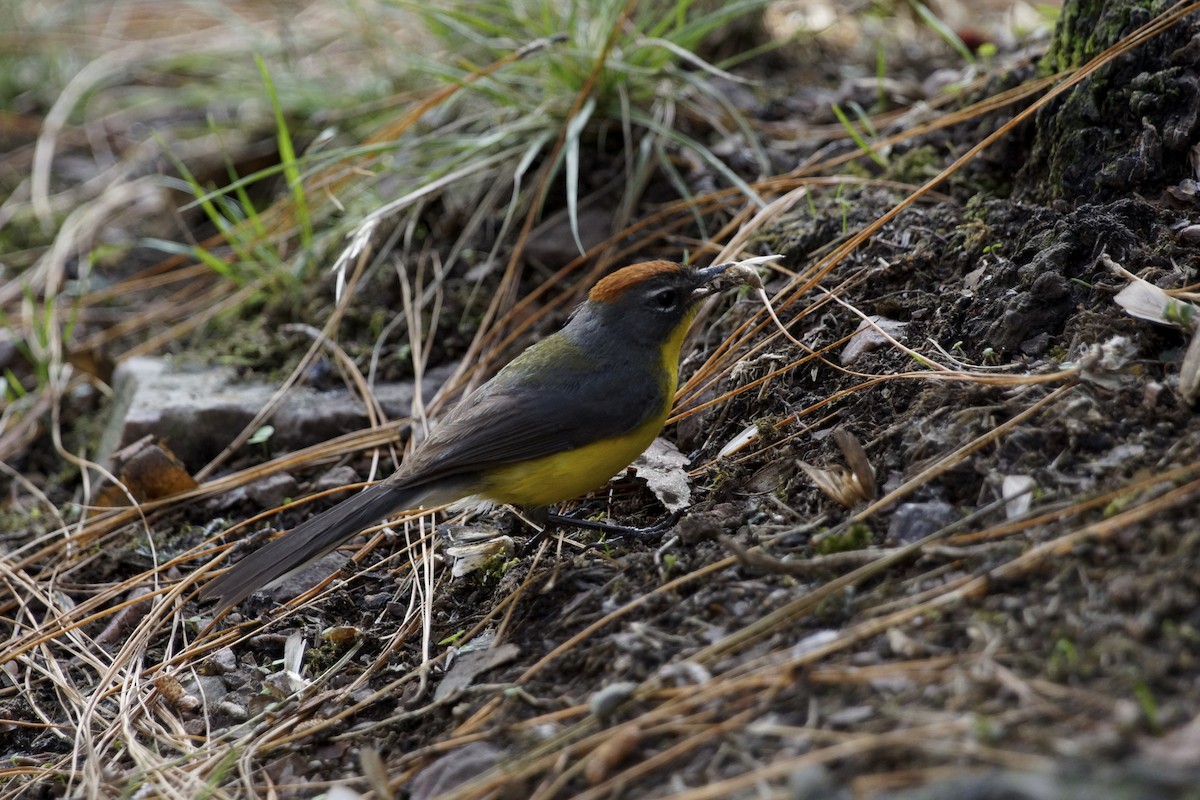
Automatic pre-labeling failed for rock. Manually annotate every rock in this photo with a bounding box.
[245,472,301,508]
[99,357,456,471]
[887,501,959,544]
[408,743,503,800]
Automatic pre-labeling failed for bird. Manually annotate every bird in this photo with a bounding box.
[201,259,737,613]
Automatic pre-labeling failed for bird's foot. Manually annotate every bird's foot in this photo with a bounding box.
[544,509,684,546]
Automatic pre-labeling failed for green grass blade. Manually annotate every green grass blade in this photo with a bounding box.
[908,0,976,65]
[564,96,597,257]
[831,103,888,168]
[632,110,765,208]
[256,54,313,252]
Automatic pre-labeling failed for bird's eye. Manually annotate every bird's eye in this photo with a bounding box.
[651,288,678,309]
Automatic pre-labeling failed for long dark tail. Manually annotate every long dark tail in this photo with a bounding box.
[200,482,425,614]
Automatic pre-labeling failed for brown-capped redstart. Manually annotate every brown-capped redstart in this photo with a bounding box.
[202,260,736,612]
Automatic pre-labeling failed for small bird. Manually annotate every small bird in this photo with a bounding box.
[201,259,736,613]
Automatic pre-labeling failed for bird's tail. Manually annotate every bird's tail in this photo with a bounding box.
[200,481,427,614]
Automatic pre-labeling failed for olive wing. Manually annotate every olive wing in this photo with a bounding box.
[390,353,663,490]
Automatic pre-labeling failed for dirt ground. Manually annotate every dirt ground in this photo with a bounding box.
[5,1,1200,798]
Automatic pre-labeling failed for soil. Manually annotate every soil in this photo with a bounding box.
[6,2,1200,799]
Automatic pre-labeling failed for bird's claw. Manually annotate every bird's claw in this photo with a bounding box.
[538,508,684,548]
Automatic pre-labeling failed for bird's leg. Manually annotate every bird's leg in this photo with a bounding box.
[544,508,684,543]
[518,510,686,554]
[518,507,553,553]
[518,507,683,554]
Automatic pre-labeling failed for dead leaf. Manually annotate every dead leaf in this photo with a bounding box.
[1180,326,1200,404]
[584,725,642,785]
[841,315,909,365]
[434,643,521,702]
[97,439,198,506]
[631,438,691,512]
[1002,475,1037,519]
[441,525,514,577]
[799,428,876,508]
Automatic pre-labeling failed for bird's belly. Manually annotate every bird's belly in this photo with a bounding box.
[478,413,666,508]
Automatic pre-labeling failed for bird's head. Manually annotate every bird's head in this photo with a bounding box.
[578,260,733,347]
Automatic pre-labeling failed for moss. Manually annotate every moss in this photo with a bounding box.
[814,522,872,555]
[1041,0,1161,74]
[883,145,942,186]
[1020,0,1197,203]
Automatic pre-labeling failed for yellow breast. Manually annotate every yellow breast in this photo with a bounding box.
[478,409,669,507]
[477,304,697,509]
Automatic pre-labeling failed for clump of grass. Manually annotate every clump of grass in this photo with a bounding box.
[327,0,776,277]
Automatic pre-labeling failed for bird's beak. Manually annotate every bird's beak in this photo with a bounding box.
[691,254,782,299]
[689,262,735,300]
